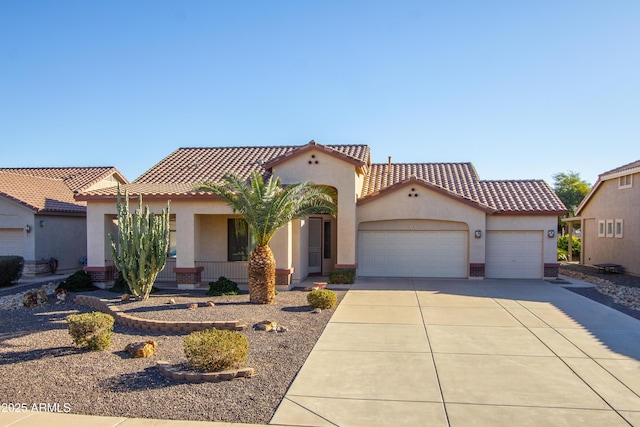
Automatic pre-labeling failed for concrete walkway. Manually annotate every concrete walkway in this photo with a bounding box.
[271,278,640,426]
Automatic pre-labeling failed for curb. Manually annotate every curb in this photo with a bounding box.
[73,295,246,333]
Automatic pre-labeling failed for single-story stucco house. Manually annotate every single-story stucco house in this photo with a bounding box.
[76,141,566,288]
[563,160,640,276]
[0,167,128,276]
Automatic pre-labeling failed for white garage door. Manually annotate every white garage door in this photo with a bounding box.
[485,231,542,279]
[358,230,468,278]
[0,229,25,257]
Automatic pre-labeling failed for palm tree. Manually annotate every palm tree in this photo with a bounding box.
[198,171,337,304]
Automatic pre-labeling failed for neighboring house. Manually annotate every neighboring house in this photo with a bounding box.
[76,141,566,288]
[0,167,128,276]
[567,160,640,276]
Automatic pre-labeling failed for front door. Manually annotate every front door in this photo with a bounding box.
[308,217,322,274]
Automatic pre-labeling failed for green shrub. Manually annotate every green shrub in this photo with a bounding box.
[307,289,337,309]
[557,235,581,260]
[328,269,356,284]
[184,329,248,372]
[207,276,241,296]
[0,256,24,287]
[109,271,129,293]
[66,312,114,351]
[56,269,97,293]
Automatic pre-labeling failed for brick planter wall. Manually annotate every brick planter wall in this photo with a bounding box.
[544,263,560,278]
[470,263,485,278]
[73,295,246,333]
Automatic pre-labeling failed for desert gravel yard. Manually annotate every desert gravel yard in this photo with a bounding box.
[0,288,345,424]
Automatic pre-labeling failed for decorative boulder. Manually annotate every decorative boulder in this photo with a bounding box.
[187,303,198,310]
[206,301,215,307]
[254,320,277,332]
[120,293,130,302]
[125,340,157,358]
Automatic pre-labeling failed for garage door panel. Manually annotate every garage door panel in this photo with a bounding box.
[0,229,25,257]
[486,231,542,279]
[358,230,468,278]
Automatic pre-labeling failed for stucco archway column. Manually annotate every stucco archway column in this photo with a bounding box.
[174,212,202,289]
[271,222,294,287]
[335,191,357,269]
[84,207,117,288]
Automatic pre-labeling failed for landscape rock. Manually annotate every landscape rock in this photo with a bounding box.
[254,320,277,331]
[125,340,157,358]
[206,301,215,307]
[187,303,198,309]
[120,293,130,302]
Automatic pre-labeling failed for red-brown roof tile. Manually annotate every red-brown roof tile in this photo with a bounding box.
[361,163,566,214]
[134,143,369,185]
[363,163,481,200]
[477,180,566,214]
[0,167,126,213]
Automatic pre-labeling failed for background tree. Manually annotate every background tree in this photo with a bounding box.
[110,189,170,300]
[198,171,337,304]
[552,171,591,218]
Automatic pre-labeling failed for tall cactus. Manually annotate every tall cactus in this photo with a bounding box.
[109,188,170,300]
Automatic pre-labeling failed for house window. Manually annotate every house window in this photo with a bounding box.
[619,174,633,189]
[606,219,614,238]
[323,220,331,259]
[598,220,605,237]
[227,219,255,261]
[168,217,177,257]
[615,219,624,238]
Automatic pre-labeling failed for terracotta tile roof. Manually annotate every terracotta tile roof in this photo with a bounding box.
[0,167,125,213]
[134,143,369,185]
[363,163,481,200]
[0,167,126,193]
[477,180,566,214]
[361,163,566,214]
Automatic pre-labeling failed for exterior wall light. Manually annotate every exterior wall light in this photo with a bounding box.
[547,230,556,238]
[40,220,46,227]
[474,230,482,238]
[25,224,31,233]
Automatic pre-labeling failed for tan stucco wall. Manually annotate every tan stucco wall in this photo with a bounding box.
[86,199,235,268]
[357,186,486,264]
[195,215,228,261]
[0,196,35,260]
[272,148,361,266]
[579,175,640,275]
[486,215,559,264]
[34,214,87,273]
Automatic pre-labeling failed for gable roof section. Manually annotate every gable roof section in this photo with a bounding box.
[78,143,370,200]
[576,159,640,215]
[0,167,125,213]
[263,140,370,171]
[477,180,566,214]
[360,163,566,215]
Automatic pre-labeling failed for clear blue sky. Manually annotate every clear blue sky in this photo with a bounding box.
[1,1,638,187]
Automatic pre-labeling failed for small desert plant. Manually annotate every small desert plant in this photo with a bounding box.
[0,256,24,287]
[207,276,241,296]
[184,329,248,372]
[328,269,356,284]
[66,312,114,351]
[307,289,337,309]
[56,269,97,293]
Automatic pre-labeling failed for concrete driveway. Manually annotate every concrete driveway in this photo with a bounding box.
[271,278,640,426]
